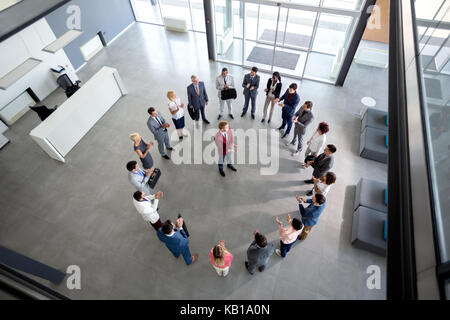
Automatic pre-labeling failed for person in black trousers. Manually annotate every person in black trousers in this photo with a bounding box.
[261,72,282,123]
[304,144,337,184]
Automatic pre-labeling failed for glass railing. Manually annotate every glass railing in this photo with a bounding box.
[413,0,450,265]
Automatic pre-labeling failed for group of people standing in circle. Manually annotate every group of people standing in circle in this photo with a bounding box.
[123,66,338,277]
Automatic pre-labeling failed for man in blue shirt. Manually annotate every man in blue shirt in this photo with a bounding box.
[277,83,301,139]
[296,193,326,240]
[157,218,198,265]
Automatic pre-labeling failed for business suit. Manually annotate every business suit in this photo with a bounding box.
[311,153,334,179]
[298,199,326,240]
[241,73,260,116]
[157,227,193,265]
[187,81,209,121]
[246,241,274,274]
[291,109,314,152]
[147,111,172,156]
[262,78,282,122]
[215,128,234,171]
[278,89,300,136]
[216,74,235,116]
[128,169,151,195]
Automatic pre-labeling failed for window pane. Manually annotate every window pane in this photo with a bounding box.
[130,0,163,25]
[160,0,192,29]
[312,13,352,55]
[190,0,206,32]
[322,0,363,11]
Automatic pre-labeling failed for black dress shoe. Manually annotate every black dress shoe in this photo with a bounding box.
[241,112,246,117]
[268,119,271,123]
[229,114,234,119]
[278,126,283,131]
[306,190,313,196]
[162,155,170,160]
[258,265,266,272]
[219,169,226,177]
[203,119,210,124]
[261,118,265,123]
[227,164,237,171]
[304,179,314,184]
[217,114,222,120]
[179,136,183,140]
[251,114,255,120]
[167,147,174,151]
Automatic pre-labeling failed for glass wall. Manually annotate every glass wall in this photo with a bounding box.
[413,0,450,263]
[213,0,358,83]
[130,0,206,32]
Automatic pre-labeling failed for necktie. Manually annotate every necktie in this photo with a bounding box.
[224,77,227,86]
[196,85,200,95]
[155,117,163,127]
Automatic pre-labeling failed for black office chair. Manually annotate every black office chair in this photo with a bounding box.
[29,105,58,121]
[56,74,81,98]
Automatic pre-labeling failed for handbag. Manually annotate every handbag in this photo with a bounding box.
[221,88,237,100]
[304,154,316,165]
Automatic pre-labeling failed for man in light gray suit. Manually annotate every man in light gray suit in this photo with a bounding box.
[288,101,314,156]
[245,230,274,275]
[215,67,235,120]
[241,66,260,119]
[127,160,153,195]
[147,107,173,160]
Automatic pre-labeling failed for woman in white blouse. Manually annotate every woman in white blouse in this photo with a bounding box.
[307,171,336,197]
[167,90,188,140]
[305,122,329,157]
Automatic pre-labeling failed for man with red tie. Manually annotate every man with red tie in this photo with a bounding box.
[214,121,237,177]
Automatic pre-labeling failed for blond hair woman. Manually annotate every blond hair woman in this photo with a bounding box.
[167,90,187,140]
[209,240,234,277]
[130,133,154,170]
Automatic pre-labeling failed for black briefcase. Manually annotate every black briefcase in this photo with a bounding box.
[148,168,161,189]
[221,88,237,100]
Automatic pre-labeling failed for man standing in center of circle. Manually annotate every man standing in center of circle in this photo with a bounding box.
[241,66,260,120]
[216,67,235,120]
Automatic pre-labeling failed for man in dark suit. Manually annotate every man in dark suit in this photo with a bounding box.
[157,218,198,265]
[187,75,210,124]
[245,230,274,275]
[241,66,260,119]
[277,83,301,139]
[288,101,314,156]
[304,144,337,184]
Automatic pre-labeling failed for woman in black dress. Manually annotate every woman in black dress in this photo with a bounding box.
[130,133,154,170]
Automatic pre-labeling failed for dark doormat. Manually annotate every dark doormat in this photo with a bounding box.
[259,29,312,49]
[246,46,300,70]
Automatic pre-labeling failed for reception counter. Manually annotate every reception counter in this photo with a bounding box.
[30,66,127,162]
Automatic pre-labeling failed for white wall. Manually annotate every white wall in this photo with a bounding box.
[0,18,77,123]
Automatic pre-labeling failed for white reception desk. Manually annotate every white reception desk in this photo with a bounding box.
[30,66,127,162]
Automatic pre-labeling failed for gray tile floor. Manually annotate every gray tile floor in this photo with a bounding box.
[0,22,388,300]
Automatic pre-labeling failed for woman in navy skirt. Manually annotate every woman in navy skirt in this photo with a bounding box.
[130,133,154,170]
[167,90,188,140]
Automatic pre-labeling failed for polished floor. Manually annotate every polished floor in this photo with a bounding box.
[0,22,388,299]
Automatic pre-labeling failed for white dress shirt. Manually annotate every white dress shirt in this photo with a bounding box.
[308,132,326,155]
[168,97,184,120]
[133,195,160,224]
[312,181,331,196]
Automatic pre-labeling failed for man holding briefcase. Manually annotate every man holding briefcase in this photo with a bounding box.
[216,67,236,120]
